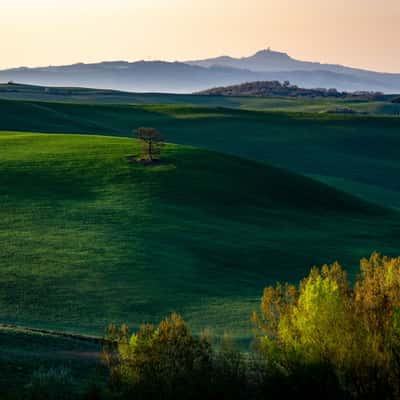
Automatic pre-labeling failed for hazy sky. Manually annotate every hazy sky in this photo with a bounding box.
[1,0,399,72]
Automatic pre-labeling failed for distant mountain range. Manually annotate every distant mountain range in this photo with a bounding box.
[1,49,400,94]
[188,49,386,75]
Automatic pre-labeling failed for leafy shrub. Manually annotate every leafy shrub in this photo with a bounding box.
[101,253,400,399]
[102,313,214,400]
[253,253,400,398]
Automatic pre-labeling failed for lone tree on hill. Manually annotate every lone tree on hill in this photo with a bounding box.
[134,127,164,162]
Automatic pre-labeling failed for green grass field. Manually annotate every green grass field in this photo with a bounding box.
[1,83,400,114]
[0,132,398,340]
[0,99,399,208]
[0,326,100,396]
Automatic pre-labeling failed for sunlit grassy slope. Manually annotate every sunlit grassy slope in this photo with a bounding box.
[0,99,399,208]
[0,132,398,338]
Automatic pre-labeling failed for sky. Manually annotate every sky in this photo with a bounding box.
[1,0,399,72]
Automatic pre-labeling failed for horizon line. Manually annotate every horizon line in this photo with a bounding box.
[1,48,399,76]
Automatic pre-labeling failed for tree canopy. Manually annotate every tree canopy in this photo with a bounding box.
[134,127,164,162]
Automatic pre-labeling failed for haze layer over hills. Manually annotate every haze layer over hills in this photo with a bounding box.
[1,49,400,93]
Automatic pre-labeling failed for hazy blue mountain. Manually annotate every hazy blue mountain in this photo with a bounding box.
[188,48,394,76]
[188,49,304,71]
[188,49,400,93]
[1,50,400,93]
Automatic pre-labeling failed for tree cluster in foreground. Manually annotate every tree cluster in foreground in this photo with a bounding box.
[17,253,400,399]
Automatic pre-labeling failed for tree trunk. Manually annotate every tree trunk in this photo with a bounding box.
[148,140,153,161]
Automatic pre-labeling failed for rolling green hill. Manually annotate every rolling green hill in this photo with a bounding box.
[0,132,398,339]
[1,83,400,114]
[0,99,399,208]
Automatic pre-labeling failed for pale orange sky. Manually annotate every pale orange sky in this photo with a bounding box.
[1,0,399,72]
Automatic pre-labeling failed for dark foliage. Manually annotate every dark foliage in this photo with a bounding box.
[13,255,400,400]
[197,80,385,100]
[134,127,164,162]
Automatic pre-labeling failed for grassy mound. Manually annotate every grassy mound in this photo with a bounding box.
[0,99,399,209]
[0,132,398,337]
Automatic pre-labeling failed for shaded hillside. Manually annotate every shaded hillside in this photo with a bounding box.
[0,326,100,395]
[0,132,398,338]
[0,99,399,209]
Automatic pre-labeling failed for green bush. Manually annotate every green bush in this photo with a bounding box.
[253,253,400,398]
[100,253,400,399]
[102,314,214,400]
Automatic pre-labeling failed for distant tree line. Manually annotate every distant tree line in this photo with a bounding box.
[197,80,386,101]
